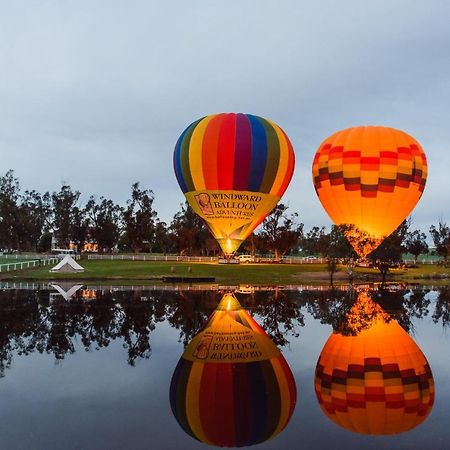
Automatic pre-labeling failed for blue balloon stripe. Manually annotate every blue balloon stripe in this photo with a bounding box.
[174,127,190,193]
[247,115,268,192]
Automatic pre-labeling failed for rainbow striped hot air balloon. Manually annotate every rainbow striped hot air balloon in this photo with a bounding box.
[312,126,427,258]
[174,113,295,256]
[314,292,434,435]
[170,293,297,447]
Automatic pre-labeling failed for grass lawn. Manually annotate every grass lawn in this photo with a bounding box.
[3,259,449,286]
[4,259,335,285]
[388,264,450,284]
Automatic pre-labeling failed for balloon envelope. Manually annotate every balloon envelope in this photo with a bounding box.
[174,113,295,255]
[314,292,434,435]
[312,126,427,257]
[170,293,297,447]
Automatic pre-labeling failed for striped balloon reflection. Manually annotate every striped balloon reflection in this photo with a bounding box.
[170,293,296,447]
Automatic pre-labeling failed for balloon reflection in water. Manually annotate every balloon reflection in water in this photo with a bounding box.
[315,292,434,435]
[174,113,295,256]
[170,293,296,447]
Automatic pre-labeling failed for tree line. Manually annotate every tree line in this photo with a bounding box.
[0,170,449,263]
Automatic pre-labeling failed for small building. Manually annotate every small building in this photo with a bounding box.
[49,255,85,273]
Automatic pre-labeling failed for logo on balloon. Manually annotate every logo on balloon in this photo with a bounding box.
[192,334,213,359]
[194,193,214,215]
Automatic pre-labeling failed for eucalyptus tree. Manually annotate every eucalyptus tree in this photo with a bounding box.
[51,184,84,250]
[122,182,158,253]
[430,220,450,264]
[256,203,303,259]
[85,196,122,253]
[169,202,210,255]
[405,229,429,264]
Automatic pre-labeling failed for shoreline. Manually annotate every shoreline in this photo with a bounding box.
[1,259,449,286]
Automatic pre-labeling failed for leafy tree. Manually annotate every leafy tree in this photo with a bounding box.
[18,190,52,251]
[404,229,429,264]
[300,226,328,257]
[51,185,82,249]
[70,206,89,253]
[430,220,450,264]
[0,170,20,250]
[169,202,212,255]
[85,196,122,253]
[255,204,303,259]
[152,221,173,254]
[37,232,53,252]
[368,219,409,282]
[122,183,158,253]
[301,225,356,284]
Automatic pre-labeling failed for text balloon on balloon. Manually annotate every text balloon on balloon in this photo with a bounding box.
[174,113,295,256]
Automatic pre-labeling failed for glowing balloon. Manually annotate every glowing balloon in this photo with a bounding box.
[174,113,295,256]
[315,292,434,435]
[312,126,427,257]
[170,293,297,447]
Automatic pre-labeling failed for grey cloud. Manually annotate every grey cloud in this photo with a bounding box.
[0,0,448,232]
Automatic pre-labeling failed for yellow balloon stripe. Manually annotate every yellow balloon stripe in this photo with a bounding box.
[188,115,216,190]
[266,119,289,196]
[270,357,291,437]
[186,362,210,444]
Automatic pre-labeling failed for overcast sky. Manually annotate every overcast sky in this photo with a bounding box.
[0,0,449,233]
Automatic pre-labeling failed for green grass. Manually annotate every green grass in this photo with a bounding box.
[4,259,450,286]
[6,259,330,285]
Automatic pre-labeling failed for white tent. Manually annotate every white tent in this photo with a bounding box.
[49,255,85,273]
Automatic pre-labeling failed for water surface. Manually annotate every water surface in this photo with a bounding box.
[0,284,448,449]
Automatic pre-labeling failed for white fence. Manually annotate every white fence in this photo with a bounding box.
[0,257,59,273]
[87,254,327,264]
[0,253,46,260]
[87,254,217,262]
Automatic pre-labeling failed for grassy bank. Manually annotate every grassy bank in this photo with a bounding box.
[3,259,449,286]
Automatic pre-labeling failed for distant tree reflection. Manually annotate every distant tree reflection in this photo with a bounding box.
[0,285,444,377]
[432,287,450,327]
[244,289,305,347]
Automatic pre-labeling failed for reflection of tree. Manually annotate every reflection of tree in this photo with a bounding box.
[304,286,432,335]
[119,291,155,365]
[304,289,355,332]
[164,291,217,347]
[369,287,429,333]
[244,290,305,347]
[0,290,41,376]
[433,287,450,327]
[0,286,443,377]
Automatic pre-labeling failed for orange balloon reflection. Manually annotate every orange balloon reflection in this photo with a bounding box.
[315,292,434,435]
[170,293,297,447]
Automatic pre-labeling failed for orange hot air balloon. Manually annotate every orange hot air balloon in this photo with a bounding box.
[314,292,434,435]
[174,113,295,256]
[312,126,427,257]
[169,293,297,447]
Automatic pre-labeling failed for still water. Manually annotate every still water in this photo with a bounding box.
[0,284,448,450]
